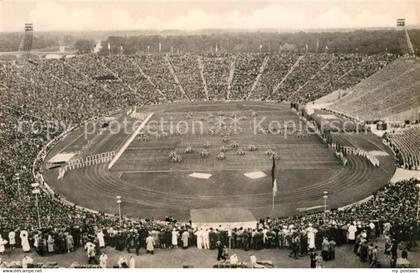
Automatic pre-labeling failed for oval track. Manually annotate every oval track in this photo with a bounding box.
[68,153,389,216]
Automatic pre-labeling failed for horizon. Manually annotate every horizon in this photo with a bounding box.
[1,25,420,34]
[0,0,419,32]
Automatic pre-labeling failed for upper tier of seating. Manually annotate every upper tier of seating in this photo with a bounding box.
[327,57,420,122]
[2,53,395,112]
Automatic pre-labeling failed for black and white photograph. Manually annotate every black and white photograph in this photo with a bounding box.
[0,0,419,270]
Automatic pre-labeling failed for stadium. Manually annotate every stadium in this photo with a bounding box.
[0,5,419,269]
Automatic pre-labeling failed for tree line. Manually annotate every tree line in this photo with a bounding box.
[1,29,419,56]
[0,33,59,52]
[96,29,420,55]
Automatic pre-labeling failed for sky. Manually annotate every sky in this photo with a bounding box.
[0,0,419,32]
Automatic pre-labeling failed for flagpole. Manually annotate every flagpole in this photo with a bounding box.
[271,156,276,211]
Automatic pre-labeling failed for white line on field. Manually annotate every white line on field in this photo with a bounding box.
[108,113,154,170]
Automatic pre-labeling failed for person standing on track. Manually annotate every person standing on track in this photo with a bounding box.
[146,233,155,255]
[182,229,189,249]
[216,240,226,261]
[171,228,179,248]
[99,251,108,268]
[289,232,300,259]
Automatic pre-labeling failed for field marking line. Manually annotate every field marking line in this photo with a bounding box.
[115,165,338,174]
[108,113,154,170]
[296,205,325,212]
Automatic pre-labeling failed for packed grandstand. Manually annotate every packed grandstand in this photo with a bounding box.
[0,43,419,269]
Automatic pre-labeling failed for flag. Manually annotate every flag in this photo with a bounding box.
[107,43,111,51]
[273,179,277,197]
[271,157,277,196]
[159,42,162,53]
[325,45,329,51]
[215,43,218,53]
[305,44,308,51]
[316,40,319,52]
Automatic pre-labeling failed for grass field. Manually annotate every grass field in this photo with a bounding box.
[43,101,395,222]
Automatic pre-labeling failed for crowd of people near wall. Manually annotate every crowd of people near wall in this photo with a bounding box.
[0,179,417,268]
[0,52,417,268]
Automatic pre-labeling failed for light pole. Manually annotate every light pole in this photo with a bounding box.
[323,191,329,223]
[116,196,122,222]
[15,173,21,199]
[31,182,41,228]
